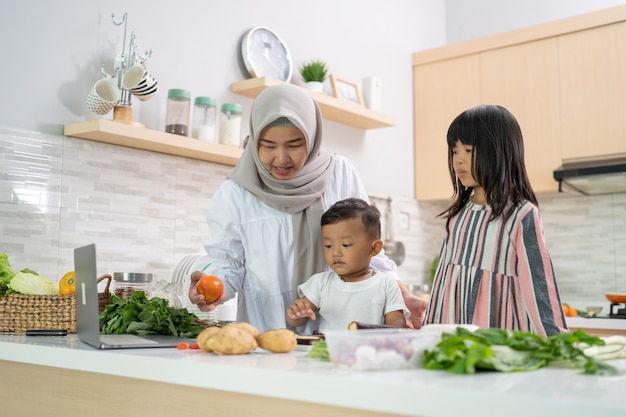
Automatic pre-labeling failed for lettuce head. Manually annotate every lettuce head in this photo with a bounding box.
[0,253,16,283]
[9,271,58,295]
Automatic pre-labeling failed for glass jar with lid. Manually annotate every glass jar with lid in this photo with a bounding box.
[165,89,191,137]
[113,272,153,299]
[219,103,243,147]
[192,96,217,142]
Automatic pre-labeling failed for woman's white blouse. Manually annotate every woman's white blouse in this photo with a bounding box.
[192,155,398,332]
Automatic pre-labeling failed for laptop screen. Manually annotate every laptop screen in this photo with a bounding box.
[74,243,104,347]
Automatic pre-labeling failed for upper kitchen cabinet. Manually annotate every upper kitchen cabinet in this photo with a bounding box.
[558,21,626,162]
[413,55,481,200]
[481,38,561,193]
[412,40,559,199]
[412,4,626,200]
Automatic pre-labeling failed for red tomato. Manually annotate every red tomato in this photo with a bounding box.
[196,275,224,303]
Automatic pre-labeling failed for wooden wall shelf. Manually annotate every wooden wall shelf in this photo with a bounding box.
[64,77,395,165]
[63,119,243,166]
[230,77,396,130]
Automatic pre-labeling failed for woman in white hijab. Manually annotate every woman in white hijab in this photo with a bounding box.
[188,84,425,332]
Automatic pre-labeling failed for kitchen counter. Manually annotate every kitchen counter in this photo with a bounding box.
[1,334,626,417]
[566,317,626,337]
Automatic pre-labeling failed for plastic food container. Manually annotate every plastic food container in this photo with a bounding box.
[165,89,191,137]
[192,96,217,141]
[324,328,441,371]
[218,103,243,147]
[113,272,153,298]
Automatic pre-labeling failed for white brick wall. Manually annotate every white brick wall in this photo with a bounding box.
[1,126,625,310]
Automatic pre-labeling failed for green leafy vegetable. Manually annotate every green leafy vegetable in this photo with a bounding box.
[0,253,16,281]
[428,255,439,283]
[99,291,205,338]
[0,253,17,296]
[8,270,57,295]
[423,327,619,375]
[306,339,330,361]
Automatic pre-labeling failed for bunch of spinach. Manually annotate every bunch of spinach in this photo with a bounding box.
[423,327,619,375]
[99,292,204,338]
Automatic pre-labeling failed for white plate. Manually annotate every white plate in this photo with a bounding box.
[172,255,201,283]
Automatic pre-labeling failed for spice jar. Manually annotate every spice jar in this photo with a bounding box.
[219,103,243,147]
[165,89,191,137]
[192,96,217,142]
[113,272,153,298]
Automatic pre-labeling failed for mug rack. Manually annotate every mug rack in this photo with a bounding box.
[98,12,154,123]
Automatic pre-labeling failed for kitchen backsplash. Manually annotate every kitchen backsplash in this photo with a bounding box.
[1,126,624,307]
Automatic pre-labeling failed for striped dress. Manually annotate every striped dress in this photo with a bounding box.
[424,200,567,337]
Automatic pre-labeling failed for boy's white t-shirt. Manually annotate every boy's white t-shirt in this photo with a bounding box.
[297,270,409,333]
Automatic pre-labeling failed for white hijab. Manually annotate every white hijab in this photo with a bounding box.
[228,84,334,286]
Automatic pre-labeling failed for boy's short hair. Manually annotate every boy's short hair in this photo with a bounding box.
[321,198,381,239]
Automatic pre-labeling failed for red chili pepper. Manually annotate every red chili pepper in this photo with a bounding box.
[177,342,189,350]
[189,342,199,349]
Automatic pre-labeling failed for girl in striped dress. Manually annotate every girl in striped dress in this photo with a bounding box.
[424,105,567,337]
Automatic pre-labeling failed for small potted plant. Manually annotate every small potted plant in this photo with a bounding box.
[300,60,328,93]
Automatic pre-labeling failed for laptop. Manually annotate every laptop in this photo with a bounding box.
[74,243,195,349]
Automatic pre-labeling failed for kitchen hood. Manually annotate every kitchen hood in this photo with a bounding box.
[553,157,626,195]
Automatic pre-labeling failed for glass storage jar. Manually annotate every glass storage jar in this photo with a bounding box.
[165,89,191,137]
[113,272,153,298]
[218,103,243,147]
[192,96,217,142]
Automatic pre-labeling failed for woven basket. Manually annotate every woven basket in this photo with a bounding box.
[0,274,112,333]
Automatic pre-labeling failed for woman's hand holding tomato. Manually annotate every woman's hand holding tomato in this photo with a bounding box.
[196,274,224,302]
[189,271,226,311]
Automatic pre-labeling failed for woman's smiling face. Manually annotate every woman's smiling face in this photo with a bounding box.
[257,126,308,180]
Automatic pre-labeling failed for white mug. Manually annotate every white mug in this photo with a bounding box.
[122,65,158,101]
[86,79,121,115]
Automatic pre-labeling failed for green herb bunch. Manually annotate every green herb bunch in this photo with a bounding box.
[100,292,205,338]
[423,327,619,375]
[300,60,328,83]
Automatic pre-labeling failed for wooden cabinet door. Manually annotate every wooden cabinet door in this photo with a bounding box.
[558,22,626,161]
[413,55,481,200]
[481,38,562,194]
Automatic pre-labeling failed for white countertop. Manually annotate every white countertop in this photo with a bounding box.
[566,316,626,330]
[1,333,626,417]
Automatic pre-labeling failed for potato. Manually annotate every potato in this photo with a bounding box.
[196,326,221,352]
[205,326,258,355]
[256,328,297,353]
[232,322,259,337]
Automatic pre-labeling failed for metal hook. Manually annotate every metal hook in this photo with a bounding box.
[111,12,127,26]
[111,13,129,59]
[100,64,114,79]
[135,46,153,64]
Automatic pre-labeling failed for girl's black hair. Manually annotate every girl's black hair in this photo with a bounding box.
[321,198,381,239]
[439,105,538,232]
